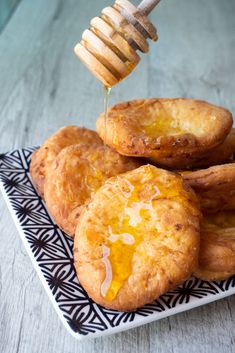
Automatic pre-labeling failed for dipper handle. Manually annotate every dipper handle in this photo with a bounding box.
[138,0,161,15]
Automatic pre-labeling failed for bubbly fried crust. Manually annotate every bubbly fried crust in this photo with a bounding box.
[74,165,201,311]
[194,211,235,280]
[30,126,102,198]
[44,144,142,237]
[182,164,235,213]
[152,128,235,170]
[96,98,233,168]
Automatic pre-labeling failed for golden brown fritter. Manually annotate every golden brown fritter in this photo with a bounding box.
[30,126,102,198]
[194,211,235,281]
[182,164,235,213]
[44,144,142,237]
[74,165,201,311]
[96,98,233,169]
[152,128,235,170]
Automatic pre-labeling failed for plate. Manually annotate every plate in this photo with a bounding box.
[0,147,234,340]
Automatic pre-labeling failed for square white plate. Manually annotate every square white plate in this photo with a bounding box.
[0,147,234,340]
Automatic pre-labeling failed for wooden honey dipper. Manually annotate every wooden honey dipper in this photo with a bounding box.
[74,0,161,87]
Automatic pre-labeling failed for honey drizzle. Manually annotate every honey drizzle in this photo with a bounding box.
[100,171,191,301]
[101,181,157,301]
[103,85,111,145]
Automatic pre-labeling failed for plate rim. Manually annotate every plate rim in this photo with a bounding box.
[0,148,235,340]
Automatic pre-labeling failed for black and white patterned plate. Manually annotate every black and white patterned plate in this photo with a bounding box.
[0,147,234,340]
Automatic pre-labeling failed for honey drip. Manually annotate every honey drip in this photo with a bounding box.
[103,85,111,145]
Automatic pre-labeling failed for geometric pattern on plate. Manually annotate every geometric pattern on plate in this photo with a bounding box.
[0,148,234,339]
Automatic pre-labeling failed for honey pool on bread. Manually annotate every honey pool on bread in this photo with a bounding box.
[139,113,187,138]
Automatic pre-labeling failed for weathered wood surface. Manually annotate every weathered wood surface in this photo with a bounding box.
[0,0,235,352]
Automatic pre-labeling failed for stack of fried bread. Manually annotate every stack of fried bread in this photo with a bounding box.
[30,98,235,311]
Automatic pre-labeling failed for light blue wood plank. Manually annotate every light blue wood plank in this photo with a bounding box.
[0,0,20,32]
[0,1,234,353]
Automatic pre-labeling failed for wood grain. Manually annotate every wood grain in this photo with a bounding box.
[0,0,234,352]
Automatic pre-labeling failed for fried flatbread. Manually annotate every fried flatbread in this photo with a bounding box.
[30,126,102,198]
[96,98,233,169]
[44,143,142,237]
[194,211,235,280]
[74,165,200,311]
[153,128,235,169]
[182,164,235,213]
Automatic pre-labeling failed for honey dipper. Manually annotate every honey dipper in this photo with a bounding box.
[74,0,161,87]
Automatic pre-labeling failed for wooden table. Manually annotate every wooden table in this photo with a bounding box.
[0,0,234,352]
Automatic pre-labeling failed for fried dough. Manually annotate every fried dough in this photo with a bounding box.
[182,164,235,213]
[194,211,235,280]
[152,128,235,170]
[74,164,201,311]
[30,126,102,198]
[44,144,142,237]
[96,98,233,169]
